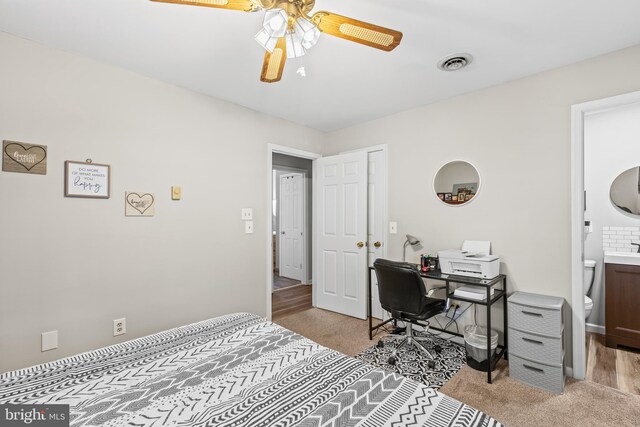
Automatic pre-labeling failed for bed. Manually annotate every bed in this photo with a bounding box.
[0,313,502,426]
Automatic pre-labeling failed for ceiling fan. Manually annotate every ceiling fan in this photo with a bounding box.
[150,0,403,83]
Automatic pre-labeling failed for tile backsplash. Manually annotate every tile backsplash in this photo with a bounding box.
[603,226,640,252]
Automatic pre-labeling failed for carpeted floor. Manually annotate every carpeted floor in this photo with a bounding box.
[274,307,385,356]
[274,308,640,427]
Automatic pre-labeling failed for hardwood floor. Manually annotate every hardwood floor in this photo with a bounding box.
[272,284,312,321]
[586,332,640,395]
[273,274,301,290]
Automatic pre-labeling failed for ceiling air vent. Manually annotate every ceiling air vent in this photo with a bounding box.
[437,54,473,71]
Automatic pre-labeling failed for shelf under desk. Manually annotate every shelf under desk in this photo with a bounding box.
[368,266,508,384]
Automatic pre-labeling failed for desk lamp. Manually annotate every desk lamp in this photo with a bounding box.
[402,234,420,262]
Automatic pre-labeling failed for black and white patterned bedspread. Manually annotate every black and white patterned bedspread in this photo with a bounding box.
[0,313,502,426]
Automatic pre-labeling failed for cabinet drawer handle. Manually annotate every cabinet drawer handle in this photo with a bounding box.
[523,364,544,373]
[522,337,543,345]
[521,310,543,317]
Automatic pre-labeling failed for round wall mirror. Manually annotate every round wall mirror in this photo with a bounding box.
[610,166,640,216]
[433,160,480,206]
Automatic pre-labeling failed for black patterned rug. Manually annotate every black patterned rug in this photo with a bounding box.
[356,331,466,389]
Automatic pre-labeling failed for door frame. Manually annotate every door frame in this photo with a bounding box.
[277,170,306,283]
[570,90,640,380]
[266,144,321,320]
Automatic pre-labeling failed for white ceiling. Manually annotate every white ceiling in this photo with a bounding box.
[1,0,640,131]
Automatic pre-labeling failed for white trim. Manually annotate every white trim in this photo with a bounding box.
[266,144,321,320]
[271,144,322,159]
[565,366,573,378]
[586,323,606,335]
[570,90,640,380]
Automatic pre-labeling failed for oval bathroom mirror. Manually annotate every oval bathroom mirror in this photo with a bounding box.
[610,166,640,216]
[433,160,480,206]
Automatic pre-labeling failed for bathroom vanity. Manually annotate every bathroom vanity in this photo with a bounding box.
[604,252,640,350]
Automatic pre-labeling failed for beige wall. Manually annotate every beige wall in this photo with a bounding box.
[0,32,325,373]
[3,28,640,374]
[324,45,640,368]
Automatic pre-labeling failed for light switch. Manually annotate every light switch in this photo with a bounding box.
[42,330,58,352]
[241,208,253,220]
[171,186,182,200]
[584,220,593,234]
[389,222,398,234]
[245,221,254,234]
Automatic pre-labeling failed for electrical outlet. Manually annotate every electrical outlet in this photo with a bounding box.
[241,208,253,220]
[245,221,254,234]
[113,318,126,336]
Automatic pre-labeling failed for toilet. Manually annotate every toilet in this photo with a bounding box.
[584,260,596,319]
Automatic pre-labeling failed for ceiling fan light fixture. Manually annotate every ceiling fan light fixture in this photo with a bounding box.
[263,9,288,37]
[255,9,292,53]
[295,17,320,50]
[254,28,279,52]
[285,29,307,58]
[152,0,403,83]
[283,17,320,59]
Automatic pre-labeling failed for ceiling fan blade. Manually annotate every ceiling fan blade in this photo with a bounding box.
[150,0,260,12]
[260,37,287,83]
[311,11,402,51]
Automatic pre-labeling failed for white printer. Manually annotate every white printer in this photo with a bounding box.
[438,240,500,279]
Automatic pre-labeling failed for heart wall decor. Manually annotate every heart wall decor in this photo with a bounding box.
[2,140,47,175]
[125,192,155,217]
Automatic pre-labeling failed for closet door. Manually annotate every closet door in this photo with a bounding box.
[367,149,387,320]
[279,173,304,281]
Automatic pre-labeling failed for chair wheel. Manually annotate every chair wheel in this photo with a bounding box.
[434,345,442,354]
[388,356,396,365]
[427,360,436,369]
[376,340,384,349]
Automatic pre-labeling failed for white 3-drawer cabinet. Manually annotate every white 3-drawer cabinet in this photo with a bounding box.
[507,292,565,394]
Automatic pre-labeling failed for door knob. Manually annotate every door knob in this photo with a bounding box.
[374,241,382,248]
[357,241,365,248]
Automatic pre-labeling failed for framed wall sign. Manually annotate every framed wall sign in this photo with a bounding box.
[65,160,110,198]
[125,192,155,216]
[3,140,47,175]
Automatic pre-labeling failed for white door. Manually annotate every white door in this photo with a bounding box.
[314,151,368,319]
[279,173,304,281]
[367,150,387,320]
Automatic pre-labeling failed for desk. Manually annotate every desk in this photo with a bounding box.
[368,266,508,384]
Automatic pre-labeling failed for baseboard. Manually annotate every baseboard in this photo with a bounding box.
[565,366,573,378]
[586,323,605,334]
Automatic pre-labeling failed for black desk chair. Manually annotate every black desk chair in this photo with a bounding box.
[373,258,446,369]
